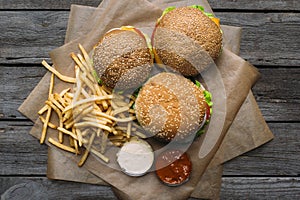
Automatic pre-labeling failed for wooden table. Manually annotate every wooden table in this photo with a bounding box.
[0,0,299,199]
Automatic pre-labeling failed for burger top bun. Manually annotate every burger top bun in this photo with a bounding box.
[135,72,207,143]
[152,6,222,77]
[93,26,153,90]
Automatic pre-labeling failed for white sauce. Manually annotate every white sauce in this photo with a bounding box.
[117,140,154,176]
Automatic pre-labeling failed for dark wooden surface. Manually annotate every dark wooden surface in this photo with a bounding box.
[0,0,299,199]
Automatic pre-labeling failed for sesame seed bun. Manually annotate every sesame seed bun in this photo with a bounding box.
[135,72,206,142]
[93,27,153,90]
[152,7,222,76]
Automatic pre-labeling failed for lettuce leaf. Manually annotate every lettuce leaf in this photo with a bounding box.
[189,5,215,18]
[159,5,216,25]
[162,6,176,17]
[194,80,213,136]
[92,70,102,85]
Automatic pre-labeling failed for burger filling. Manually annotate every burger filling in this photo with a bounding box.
[157,5,221,27]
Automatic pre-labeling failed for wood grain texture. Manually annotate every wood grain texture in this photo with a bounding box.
[223,123,300,176]
[0,121,47,176]
[0,11,68,64]
[0,177,116,200]
[219,12,300,66]
[0,1,299,199]
[1,177,299,200]
[209,0,300,11]
[1,66,299,121]
[220,177,300,199]
[0,66,46,119]
[0,121,298,176]
[0,0,102,10]
[252,68,300,121]
[0,11,299,66]
[0,0,299,11]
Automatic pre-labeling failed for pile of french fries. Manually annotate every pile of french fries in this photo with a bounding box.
[38,44,146,166]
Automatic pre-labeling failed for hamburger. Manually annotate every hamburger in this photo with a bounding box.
[152,6,223,76]
[134,72,211,143]
[93,26,154,90]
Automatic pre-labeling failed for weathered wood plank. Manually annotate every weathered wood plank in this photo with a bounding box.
[0,121,47,176]
[0,66,46,119]
[0,11,299,66]
[219,12,300,66]
[223,123,300,176]
[0,11,68,64]
[0,0,101,10]
[1,177,299,199]
[220,177,300,199]
[210,0,300,11]
[0,177,116,200]
[252,68,300,122]
[1,66,299,121]
[1,121,299,176]
[0,0,298,11]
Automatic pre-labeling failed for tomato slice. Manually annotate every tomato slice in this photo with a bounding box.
[205,102,211,120]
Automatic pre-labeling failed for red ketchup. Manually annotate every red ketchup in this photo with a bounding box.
[155,150,192,186]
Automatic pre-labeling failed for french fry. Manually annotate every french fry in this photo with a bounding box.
[48,137,77,154]
[78,44,93,70]
[79,72,96,94]
[75,128,83,147]
[39,116,57,129]
[54,93,68,107]
[38,44,146,167]
[92,110,135,122]
[45,100,64,143]
[63,95,113,113]
[71,53,86,73]
[73,105,94,123]
[82,116,108,125]
[113,106,130,116]
[105,106,112,115]
[73,66,82,102]
[49,94,64,111]
[69,136,75,147]
[80,87,90,99]
[91,148,109,163]
[78,132,95,167]
[81,129,89,137]
[64,92,74,99]
[77,54,95,83]
[57,127,78,140]
[101,131,108,153]
[59,88,71,97]
[126,122,132,139]
[42,60,76,83]
[64,119,75,130]
[133,131,147,139]
[74,139,79,154]
[72,103,93,119]
[74,121,112,132]
[38,105,49,115]
[108,135,124,141]
[96,128,102,137]
[40,107,52,144]
[62,109,73,123]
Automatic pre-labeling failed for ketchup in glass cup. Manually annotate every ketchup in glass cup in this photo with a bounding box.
[155,149,192,186]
